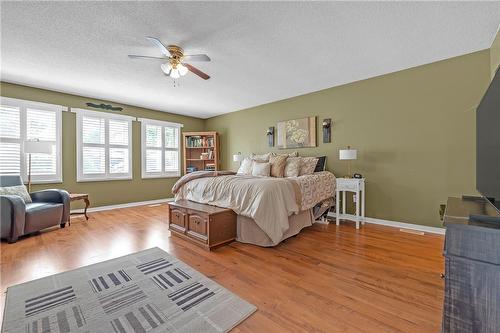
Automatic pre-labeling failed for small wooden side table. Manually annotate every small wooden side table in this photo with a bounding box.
[336,178,365,229]
[69,193,90,221]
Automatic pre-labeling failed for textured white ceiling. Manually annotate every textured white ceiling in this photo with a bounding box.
[1,1,500,119]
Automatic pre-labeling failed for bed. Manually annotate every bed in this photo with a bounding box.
[172,171,336,246]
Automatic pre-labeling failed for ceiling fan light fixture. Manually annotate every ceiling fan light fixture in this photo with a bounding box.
[170,69,181,79]
[161,63,172,75]
[130,38,210,81]
[178,64,188,76]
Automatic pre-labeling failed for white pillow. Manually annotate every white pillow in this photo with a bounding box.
[0,185,32,203]
[237,157,253,175]
[251,161,271,177]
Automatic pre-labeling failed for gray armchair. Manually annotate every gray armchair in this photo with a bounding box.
[0,175,70,243]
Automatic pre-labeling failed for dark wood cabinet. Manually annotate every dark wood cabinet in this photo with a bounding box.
[168,200,236,251]
[442,197,500,333]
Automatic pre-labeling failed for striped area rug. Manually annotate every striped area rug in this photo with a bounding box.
[2,247,256,332]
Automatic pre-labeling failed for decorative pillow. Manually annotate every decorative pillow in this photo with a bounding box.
[237,157,253,175]
[0,185,32,203]
[272,151,298,157]
[299,157,319,176]
[269,154,288,178]
[250,152,271,162]
[314,156,327,172]
[251,161,271,177]
[284,157,301,178]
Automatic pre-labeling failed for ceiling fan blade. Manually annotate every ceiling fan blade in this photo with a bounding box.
[184,63,210,80]
[145,37,171,57]
[182,54,211,62]
[128,55,166,61]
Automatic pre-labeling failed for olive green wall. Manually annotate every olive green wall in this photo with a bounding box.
[205,50,491,228]
[0,82,205,208]
[491,28,500,78]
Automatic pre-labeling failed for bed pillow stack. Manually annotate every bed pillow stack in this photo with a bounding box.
[237,153,271,176]
[236,152,323,177]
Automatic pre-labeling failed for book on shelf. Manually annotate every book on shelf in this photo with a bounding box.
[185,135,215,148]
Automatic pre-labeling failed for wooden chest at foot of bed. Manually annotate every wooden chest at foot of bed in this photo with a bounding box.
[168,200,237,250]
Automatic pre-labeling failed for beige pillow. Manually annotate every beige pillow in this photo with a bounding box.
[272,151,298,157]
[269,155,288,178]
[284,157,301,177]
[299,157,319,176]
[237,157,253,175]
[250,152,271,162]
[251,161,271,177]
[0,185,32,203]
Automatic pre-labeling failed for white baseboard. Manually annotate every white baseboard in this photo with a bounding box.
[70,199,445,235]
[70,198,174,214]
[326,212,445,235]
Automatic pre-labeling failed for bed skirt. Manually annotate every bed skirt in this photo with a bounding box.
[236,209,315,247]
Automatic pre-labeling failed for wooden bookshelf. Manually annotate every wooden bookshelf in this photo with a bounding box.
[182,131,219,174]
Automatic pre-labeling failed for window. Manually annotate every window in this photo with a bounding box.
[76,109,133,181]
[0,97,63,183]
[139,118,182,178]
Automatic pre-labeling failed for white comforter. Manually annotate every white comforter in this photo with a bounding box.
[174,172,336,244]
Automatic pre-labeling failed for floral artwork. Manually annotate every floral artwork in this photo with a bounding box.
[276,117,316,148]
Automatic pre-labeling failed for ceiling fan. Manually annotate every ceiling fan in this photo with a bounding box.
[128,37,211,80]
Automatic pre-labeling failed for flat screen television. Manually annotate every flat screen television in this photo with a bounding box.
[476,67,500,211]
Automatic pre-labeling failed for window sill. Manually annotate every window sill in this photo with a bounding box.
[76,177,133,183]
[142,174,181,179]
[24,179,63,185]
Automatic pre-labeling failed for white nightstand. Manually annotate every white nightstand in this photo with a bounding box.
[335,178,365,229]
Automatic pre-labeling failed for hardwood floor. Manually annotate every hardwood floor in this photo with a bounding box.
[0,204,445,332]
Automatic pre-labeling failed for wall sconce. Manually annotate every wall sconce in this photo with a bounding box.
[266,127,274,147]
[322,118,332,143]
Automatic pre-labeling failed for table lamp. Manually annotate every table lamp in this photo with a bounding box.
[233,152,243,166]
[339,146,357,178]
[24,139,53,192]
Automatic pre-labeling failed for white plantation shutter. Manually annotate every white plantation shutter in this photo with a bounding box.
[0,142,21,174]
[0,98,62,183]
[139,118,182,178]
[0,105,21,175]
[26,108,57,176]
[76,109,132,181]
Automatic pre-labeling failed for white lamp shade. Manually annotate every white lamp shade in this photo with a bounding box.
[233,154,243,162]
[24,141,53,154]
[339,149,357,160]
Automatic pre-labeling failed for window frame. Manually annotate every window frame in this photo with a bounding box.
[139,118,183,179]
[75,109,134,182]
[0,97,63,184]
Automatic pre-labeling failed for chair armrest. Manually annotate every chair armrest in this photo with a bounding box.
[0,195,26,242]
[30,189,71,223]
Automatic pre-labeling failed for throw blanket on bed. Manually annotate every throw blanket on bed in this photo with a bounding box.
[173,171,336,245]
[172,170,236,194]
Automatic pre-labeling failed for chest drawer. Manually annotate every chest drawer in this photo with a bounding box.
[187,212,208,241]
[169,208,186,233]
